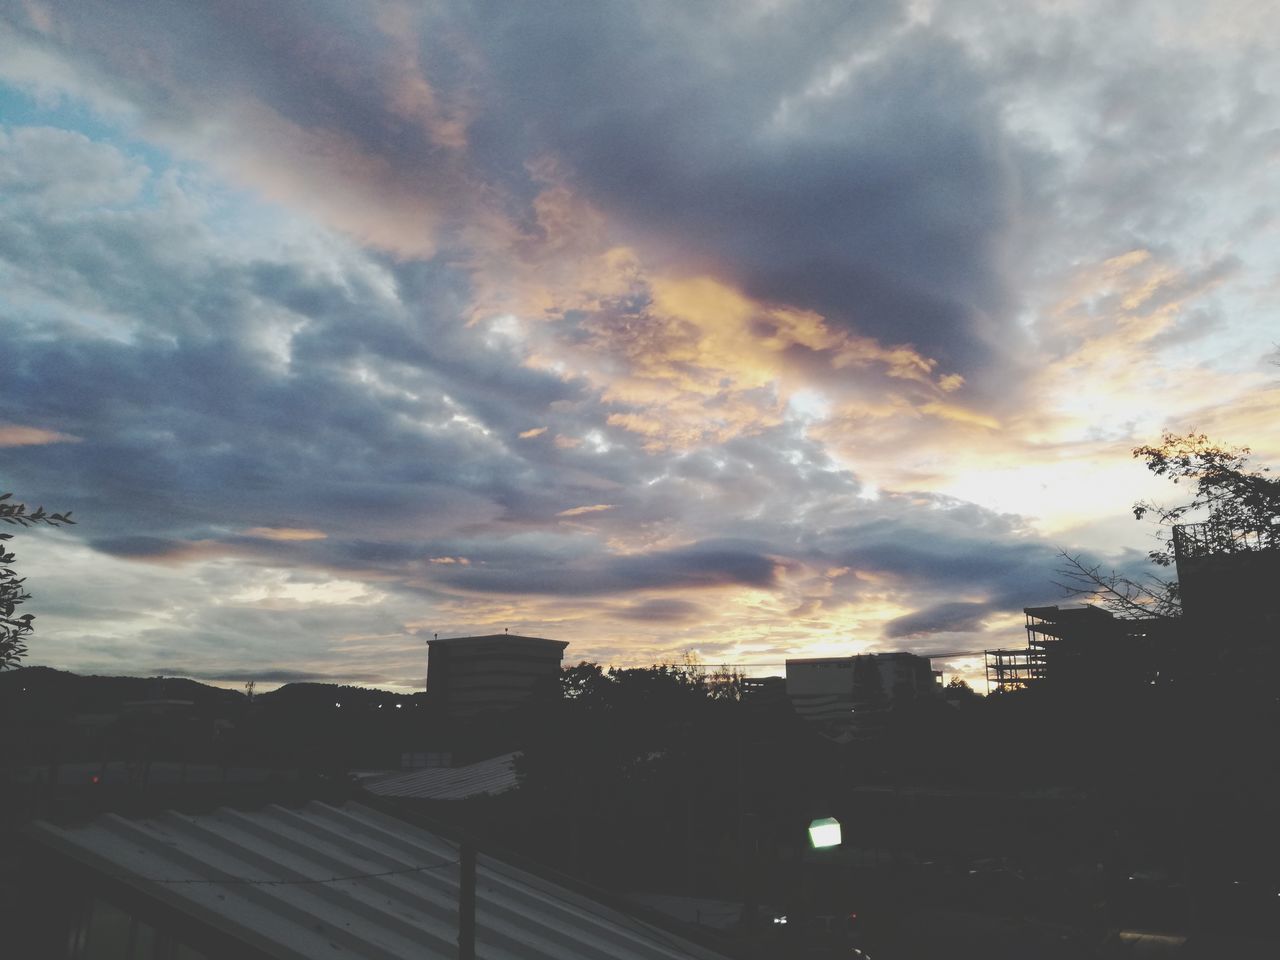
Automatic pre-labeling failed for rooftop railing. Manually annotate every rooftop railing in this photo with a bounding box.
[1173,521,1276,560]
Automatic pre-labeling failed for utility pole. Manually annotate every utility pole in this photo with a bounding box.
[458,838,476,960]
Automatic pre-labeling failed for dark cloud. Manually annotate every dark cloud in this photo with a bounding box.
[428,539,781,596]
[0,129,597,551]
[885,601,994,639]
[833,525,1062,608]
[3,1,1039,378]
[614,598,705,623]
[453,2,1030,377]
[90,536,194,559]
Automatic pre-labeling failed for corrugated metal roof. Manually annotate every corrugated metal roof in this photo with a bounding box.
[31,801,729,960]
[15,760,296,785]
[363,752,520,801]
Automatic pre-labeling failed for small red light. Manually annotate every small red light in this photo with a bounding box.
[90,775,101,785]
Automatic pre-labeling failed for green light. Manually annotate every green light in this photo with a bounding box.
[808,817,841,848]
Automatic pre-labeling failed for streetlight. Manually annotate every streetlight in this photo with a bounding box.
[808,817,842,849]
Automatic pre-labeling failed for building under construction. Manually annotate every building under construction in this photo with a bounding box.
[986,518,1277,695]
[984,605,1174,695]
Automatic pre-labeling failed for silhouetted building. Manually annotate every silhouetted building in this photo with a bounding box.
[739,675,788,713]
[426,633,568,721]
[785,652,938,741]
[1172,520,1279,689]
[984,605,1172,694]
[1173,520,1280,637]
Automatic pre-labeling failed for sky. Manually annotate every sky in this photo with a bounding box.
[1,0,1278,693]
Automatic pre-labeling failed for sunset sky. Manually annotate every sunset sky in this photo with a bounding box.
[2,1,1278,692]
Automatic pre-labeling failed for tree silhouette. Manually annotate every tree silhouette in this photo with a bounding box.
[1,493,74,669]
[1054,549,1181,619]
[1132,432,1279,564]
[1058,433,1279,618]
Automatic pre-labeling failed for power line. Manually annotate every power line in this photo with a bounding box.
[602,650,990,671]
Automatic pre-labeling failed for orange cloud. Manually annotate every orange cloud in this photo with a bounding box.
[373,1,470,150]
[244,527,328,541]
[518,426,547,439]
[204,98,447,258]
[557,504,614,517]
[0,423,79,447]
[918,401,1001,430]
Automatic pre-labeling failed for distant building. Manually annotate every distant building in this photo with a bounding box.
[739,675,789,713]
[426,633,568,720]
[785,652,939,741]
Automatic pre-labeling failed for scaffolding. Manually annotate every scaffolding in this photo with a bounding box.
[983,644,1046,693]
[984,605,1168,694]
[1173,520,1276,560]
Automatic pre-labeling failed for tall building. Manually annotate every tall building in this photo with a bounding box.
[1173,520,1280,637]
[1172,520,1279,686]
[426,633,569,720]
[785,652,939,741]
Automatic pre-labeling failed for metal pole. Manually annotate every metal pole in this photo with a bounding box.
[458,839,476,960]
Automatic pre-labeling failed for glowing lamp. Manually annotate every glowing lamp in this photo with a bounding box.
[808,817,842,849]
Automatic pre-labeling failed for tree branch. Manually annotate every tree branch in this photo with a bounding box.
[1053,550,1181,619]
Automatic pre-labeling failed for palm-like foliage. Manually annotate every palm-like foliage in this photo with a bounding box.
[1,493,74,669]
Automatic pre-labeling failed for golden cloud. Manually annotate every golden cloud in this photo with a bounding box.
[244,527,328,541]
[556,504,614,517]
[0,423,79,447]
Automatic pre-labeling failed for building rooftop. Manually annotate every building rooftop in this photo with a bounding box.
[427,634,569,648]
[30,801,728,960]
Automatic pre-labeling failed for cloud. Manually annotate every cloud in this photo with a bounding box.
[614,598,704,623]
[0,126,147,210]
[244,527,327,541]
[424,539,783,597]
[449,3,1031,378]
[557,504,612,517]
[0,422,79,447]
[2,1,1278,692]
[0,1,473,257]
[885,601,995,639]
[88,537,246,564]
